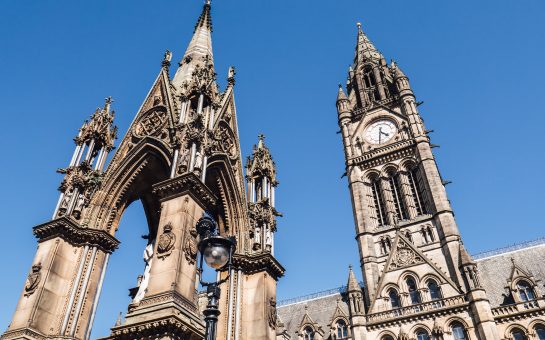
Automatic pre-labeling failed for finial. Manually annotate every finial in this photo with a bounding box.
[338,83,343,89]
[356,22,362,29]
[228,66,236,85]
[349,264,353,270]
[205,0,211,5]
[258,133,265,142]
[163,49,172,67]
[104,97,113,113]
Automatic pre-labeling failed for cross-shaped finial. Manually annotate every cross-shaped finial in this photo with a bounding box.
[258,134,265,142]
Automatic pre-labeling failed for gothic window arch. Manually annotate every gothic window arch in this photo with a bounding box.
[516,280,536,302]
[303,327,315,340]
[511,328,527,340]
[427,279,442,301]
[388,288,402,309]
[451,322,468,340]
[535,324,545,340]
[421,225,434,244]
[388,170,408,222]
[415,329,430,340]
[380,237,392,255]
[407,165,429,215]
[335,319,348,339]
[405,230,413,243]
[382,336,395,340]
[370,175,387,227]
[406,276,421,304]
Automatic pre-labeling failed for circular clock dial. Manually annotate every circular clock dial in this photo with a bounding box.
[364,120,397,145]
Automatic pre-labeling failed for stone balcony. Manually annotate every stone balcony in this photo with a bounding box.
[491,298,545,322]
[367,295,468,326]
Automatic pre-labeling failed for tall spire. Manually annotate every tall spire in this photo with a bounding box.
[354,22,383,66]
[172,1,215,89]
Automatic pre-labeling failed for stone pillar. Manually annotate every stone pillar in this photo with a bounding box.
[101,173,217,340]
[2,217,119,340]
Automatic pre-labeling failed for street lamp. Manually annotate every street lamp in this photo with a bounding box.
[196,215,236,340]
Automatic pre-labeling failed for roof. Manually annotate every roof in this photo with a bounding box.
[276,237,545,335]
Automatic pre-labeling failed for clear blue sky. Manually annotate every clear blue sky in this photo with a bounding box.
[1,0,544,338]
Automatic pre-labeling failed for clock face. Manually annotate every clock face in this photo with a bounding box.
[364,120,397,145]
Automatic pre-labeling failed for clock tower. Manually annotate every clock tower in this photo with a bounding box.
[336,23,500,339]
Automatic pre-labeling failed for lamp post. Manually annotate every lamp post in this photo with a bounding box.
[196,215,236,340]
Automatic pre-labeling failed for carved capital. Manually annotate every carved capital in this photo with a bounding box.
[33,217,120,253]
[152,173,217,208]
[232,253,285,280]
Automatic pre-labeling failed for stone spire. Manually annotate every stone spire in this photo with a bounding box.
[354,22,383,66]
[347,265,360,292]
[336,84,348,102]
[172,0,215,89]
[459,242,476,266]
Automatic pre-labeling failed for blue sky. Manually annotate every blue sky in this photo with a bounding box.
[1,0,544,338]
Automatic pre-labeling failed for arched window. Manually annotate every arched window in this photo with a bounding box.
[382,336,395,340]
[427,280,442,300]
[303,327,315,340]
[535,325,545,340]
[389,174,408,221]
[406,277,421,304]
[371,178,387,227]
[416,330,430,340]
[388,289,401,308]
[517,281,536,301]
[511,329,527,340]
[336,320,348,339]
[407,167,428,215]
[405,231,413,243]
[452,323,468,340]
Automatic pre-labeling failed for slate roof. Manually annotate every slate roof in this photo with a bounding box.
[276,238,545,338]
[475,238,545,307]
[278,293,349,339]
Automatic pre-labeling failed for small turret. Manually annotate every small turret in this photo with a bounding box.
[54,97,117,220]
[346,265,364,316]
[246,135,281,253]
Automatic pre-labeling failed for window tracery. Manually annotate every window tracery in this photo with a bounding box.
[406,277,421,304]
[335,319,348,339]
[303,327,315,340]
[451,322,468,340]
[516,280,536,302]
[427,279,442,301]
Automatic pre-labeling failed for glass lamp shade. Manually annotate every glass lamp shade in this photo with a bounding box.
[203,243,230,269]
[200,236,234,270]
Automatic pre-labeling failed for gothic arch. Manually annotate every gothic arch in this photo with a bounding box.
[400,158,418,171]
[86,137,172,237]
[504,324,529,339]
[377,330,397,340]
[445,316,471,330]
[381,163,399,177]
[409,324,432,338]
[398,270,421,288]
[205,153,247,243]
[421,273,444,285]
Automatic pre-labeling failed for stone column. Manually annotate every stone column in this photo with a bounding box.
[102,173,216,340]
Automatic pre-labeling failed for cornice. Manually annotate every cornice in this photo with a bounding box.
[0,327,46,340]
[152,172,217,208]
[103,315,205,340]
[348,139,415,169]
[33,217,119,253]
[233,253,285,280]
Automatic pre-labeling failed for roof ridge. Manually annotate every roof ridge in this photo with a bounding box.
[473,236,545,260]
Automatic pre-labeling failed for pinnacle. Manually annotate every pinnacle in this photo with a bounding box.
[337,84,348,102]
[347,265,360,292]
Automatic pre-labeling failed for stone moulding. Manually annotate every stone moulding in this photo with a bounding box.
[33,217,120,253]
[491,298,545,322]
[366,295,468,329]
[152,172,217,207]
[349,139,415,169]
[132,290,198,314]
[233,253,285,280]
[103,315,204,340]
[0,327,46,340]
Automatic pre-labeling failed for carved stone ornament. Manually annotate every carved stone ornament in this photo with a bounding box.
[183,229,198,265]
[25,263,42,297]
[268,297,278,328]
[157,223,176,259]
[133,109,168,138]
[388,240,424,271]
